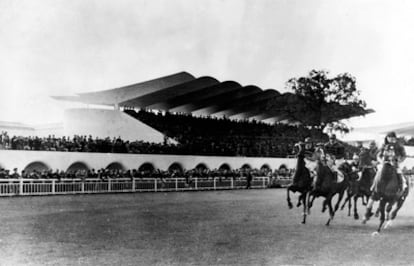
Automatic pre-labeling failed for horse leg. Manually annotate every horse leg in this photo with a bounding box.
[322,198,327,213]
[353,196,359,220]
[375,205,380,217]
[362,197,375,224]
[348,194,352,217]
[297,193,303,207]
[375,199,387,234]
[391,196,406,220]
[307,193,315,215]
[301,192,307,224]
[334,190,345,212]
[340,192,350,211]
[326,196,335,226]
[385,202,393,221]
[287,186,293,209]
[362,195,369,205]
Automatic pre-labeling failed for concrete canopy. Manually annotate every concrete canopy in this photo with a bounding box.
[53,71,372,124]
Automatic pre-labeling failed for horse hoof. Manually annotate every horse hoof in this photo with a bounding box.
[362,218,367,224]
[354,214,359,220]
[288,203,293,209]
[371,231,380,237]
[375,213,379,218]
[301,220,306,224]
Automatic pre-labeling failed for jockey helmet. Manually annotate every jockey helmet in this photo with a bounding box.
[386,131,397,138]
[369,140,376,147]
[329,134,336,140]
[352,154,359,161]
[304,137,312,143]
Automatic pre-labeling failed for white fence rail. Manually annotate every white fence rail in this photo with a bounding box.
[0,177,270,197]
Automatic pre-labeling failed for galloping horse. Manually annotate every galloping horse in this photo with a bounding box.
[286,143,313,224]
[363,161,402,233]
[307,152,349,226]
[381,174,409,229]
[340,166,376,219]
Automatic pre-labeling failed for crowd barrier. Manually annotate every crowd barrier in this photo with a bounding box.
[0,177,270,197]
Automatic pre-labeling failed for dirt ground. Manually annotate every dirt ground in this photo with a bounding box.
[0,189,413,266]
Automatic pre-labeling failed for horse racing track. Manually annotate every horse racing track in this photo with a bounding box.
[1,189,414,266]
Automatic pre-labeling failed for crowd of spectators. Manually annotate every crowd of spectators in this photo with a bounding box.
[0,107,363,158]
[125,109,328,157]
[0,109,329,157]
[0,166,293,182]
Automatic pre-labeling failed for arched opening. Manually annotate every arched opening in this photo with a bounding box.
[219,163,231,171]
[279,164,288,171]
[66,162,89,172]
[24,161,50,174]
[278,164,289,177]
[241,163,251,170]
[260,164,271,171]
[168,162,183,174]
[195,163,208,171]
[106,162,125,171]
[139,162,155,172]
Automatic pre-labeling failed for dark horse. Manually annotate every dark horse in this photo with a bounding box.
[340,166,376,219]
[375,174,409,230]
[286,144,313,224]
[307,154,349,226]
[363,162,403,233]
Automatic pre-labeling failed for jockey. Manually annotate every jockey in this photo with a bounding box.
[358,142,378,170]
[323,134,346,182]
[350,154,360,172]
[368,140,380,166]
[375,131,406,192]
[294,137,317,176]
[364,132,406,221]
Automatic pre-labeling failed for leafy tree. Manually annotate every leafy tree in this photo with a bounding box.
[271,70,373,132]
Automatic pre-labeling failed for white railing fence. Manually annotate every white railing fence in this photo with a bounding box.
[0,177,270,197]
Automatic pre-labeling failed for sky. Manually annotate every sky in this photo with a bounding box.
[1,0,414,129]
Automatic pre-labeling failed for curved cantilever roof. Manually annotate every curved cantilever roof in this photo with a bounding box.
[53,71,374,124]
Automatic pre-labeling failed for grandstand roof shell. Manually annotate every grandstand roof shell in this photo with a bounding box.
[53,71,373,124]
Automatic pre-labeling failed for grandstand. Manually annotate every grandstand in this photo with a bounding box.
[52,71,325,142]
[0,72,378,181]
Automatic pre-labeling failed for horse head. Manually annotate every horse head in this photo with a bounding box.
[374,162,399,198]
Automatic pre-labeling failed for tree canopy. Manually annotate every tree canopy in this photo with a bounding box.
[267,70,373,132]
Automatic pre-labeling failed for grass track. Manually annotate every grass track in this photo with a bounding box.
[0,189,414,265]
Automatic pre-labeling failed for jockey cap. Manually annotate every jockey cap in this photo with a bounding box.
[386,131,396,138]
